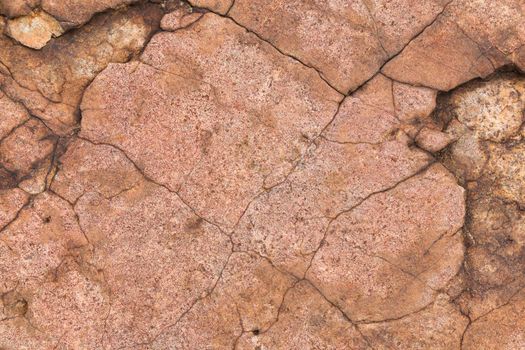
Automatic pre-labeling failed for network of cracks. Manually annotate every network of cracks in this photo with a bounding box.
[0,0,524,349]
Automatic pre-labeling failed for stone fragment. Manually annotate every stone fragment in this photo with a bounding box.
[81,13,341,229]
[0,0,39,17]
[6,10,64,49]
[416,126,454,152]
[383,16,495,91]
[448,75,525,142]
[41,0,138,30]
[307,164,465,321]
[441,120,487,181]
[323,74,399,144]
[393,81,438,122]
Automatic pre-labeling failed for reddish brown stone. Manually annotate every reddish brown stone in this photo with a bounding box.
[307,164,465,321]
[2,0,525,348]
[74,181,231,348]
[160,7,203,31]
[41,0,139,30]
[0,118,55,192]
[383,15,495,91]
[0,92,30,140]
[360,294,469,349]
[228,0,387,93]
[0,0,38,17]
[0,3,163,134]
[6,10,64,49]
[81,13,341,229]
[463,289,525,350]
[236,281,370,349]
[50,138,142,203]
[189,0,232,14]
[0,188,29,228]
[233,137,431,277]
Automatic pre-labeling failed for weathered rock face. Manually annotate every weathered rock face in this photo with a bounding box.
[81,13,342,229]
[0,3,163,135]
[1,0,524,348]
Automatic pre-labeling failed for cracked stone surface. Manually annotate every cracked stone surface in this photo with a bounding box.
[0,1,524,349]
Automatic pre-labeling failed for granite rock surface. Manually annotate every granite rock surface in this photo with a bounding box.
[1,0,524,349]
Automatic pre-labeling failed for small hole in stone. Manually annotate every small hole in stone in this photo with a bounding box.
[43,216,51,223]
[252,329,260,335]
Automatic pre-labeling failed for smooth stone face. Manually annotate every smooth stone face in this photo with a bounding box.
[81,13,341,230]
[383,15,495,91]
[229,0,387,93]
[307,164,465,321]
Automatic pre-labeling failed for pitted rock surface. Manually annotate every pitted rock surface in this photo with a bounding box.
[1,1,524,349]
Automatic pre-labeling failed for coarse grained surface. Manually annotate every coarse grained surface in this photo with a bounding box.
[0,0,524,349]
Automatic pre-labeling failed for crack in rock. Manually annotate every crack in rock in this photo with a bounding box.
[1,1,524,348]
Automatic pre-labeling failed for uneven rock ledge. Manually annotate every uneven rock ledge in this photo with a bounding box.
[1,0,524,349]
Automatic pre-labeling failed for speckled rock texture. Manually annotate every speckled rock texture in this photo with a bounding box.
[0,1,524,349]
